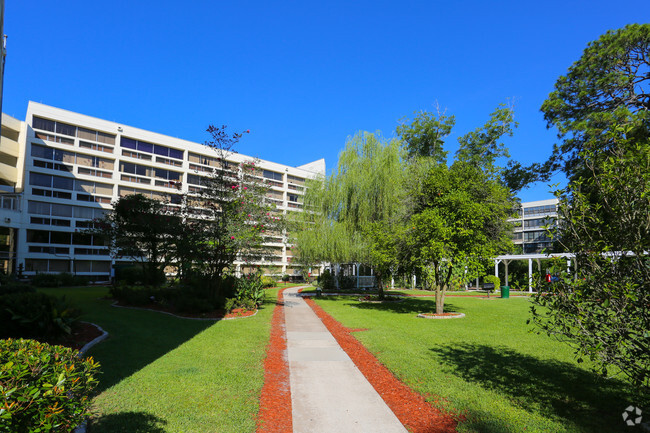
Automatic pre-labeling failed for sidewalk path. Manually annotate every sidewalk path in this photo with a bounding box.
[283,286,408,433]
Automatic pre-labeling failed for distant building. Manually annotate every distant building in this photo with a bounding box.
[0,101,325,279]
[510,198,559,254]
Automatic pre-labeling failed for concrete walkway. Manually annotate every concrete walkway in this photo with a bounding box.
[284,286,408,433]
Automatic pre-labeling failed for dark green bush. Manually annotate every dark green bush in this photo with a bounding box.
[337,274,356,290]
[115,266,146,285]
[31,273,61,288]
[0,292,79,339]
[109,284,156,306]
[318,269,336,291]
[0,338,100,433]
[261,276,276,288]
[0,281,35,296]
[31,273,88,288]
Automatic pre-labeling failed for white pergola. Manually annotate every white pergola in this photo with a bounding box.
[493,253,576,293]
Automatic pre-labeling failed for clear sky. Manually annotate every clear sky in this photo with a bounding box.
[3,1,647,201]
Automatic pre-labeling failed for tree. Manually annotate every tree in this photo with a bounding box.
[405,161,514,314]
[93,193,179,286]
[294,132,406,297]
[396,106,455,163]
[187,125,285,292]
[530,124,650,392]
[455,103,517,170]
[530,25,650,393]
[540,23,650,181]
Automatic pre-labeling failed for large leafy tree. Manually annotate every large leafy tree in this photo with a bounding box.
[186,125,284,290]
[405,160,514,314]
[396,107,455,163]
[531,25,650,393]
[93,193,179,286]
[530,124,650,391]
[294,132,405,296]
[541,23,650,181]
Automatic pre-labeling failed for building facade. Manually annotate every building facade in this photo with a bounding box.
[0,102,325,279]
[510,198,559,254]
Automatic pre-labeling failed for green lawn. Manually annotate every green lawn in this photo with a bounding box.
[41,286,278,433]
[312,295,639,433]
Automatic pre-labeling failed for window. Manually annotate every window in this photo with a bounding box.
[121,138,182,159]
[55,122,77,137]
[30,172,52,187]
[31,144,54,159]
[80,141,114,153]
[288,194,299,203]
[33,116,55,132]
[263,170,283,181]
[120,161,152,177]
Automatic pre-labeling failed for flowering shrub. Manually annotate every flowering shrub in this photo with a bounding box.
[0,339,100,433]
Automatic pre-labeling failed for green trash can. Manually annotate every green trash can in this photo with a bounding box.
[500,285,510,299]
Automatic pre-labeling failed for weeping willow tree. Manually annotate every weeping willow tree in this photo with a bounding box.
[293,132,406,296]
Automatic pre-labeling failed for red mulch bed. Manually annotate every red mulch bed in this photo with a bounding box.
[46,322,104,351]
[304,297,461,433]
[113,300,256,319]
[256,288,292,433]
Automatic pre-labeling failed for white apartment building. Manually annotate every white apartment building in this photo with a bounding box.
[510,198,559,254]
[0,102,325,279]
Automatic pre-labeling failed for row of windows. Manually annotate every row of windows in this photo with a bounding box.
[33,116,116,145]
[118,187,182,204]
[263,170,283,181]
[26,229,106,246]
[28,201,108,219]
[24,259,110,274]
[29,172,114,196]
[523,231,550,242]
[523,205,557,217]
[119,162,182,181]
[32,144,114,170]
[121,137,184,160]
[524,218,554,229]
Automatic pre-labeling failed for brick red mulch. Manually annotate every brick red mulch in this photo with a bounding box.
[256,288,292,433]
[304,297,461,433]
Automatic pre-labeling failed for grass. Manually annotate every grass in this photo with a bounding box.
[41,285,279,433]
[300,287,531,297]
[312,295,642,433]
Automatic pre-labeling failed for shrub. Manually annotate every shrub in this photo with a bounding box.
[109,284,156,306]
[318,269,336,291]
[0,338,100,433]
[31,273,88,288]
[116,266,146,285]
[0,292,79,339]
[0,281,35,296]
[483,275,501,292]
[261,276,276,288]
[337,274,356,291]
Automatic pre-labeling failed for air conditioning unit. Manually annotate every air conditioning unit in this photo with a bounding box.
[4,218,10,223]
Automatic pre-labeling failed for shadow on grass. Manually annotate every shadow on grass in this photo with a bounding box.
[429,343,641,432]
[89,295,277,393]
[325,296,463,315]
[89,411,167,433]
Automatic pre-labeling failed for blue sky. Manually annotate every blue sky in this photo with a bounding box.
[3,1,647,201]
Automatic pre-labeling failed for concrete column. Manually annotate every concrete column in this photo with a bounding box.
[528,259,533,293]
[504,260,510,286]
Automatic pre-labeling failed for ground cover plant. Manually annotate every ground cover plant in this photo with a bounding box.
[311,295,640,432]
[39,286,279,433]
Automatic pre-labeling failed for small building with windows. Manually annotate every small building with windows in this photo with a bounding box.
[510,198,559,254]
[0,101,325,280]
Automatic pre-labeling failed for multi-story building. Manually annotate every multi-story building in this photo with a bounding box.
[510,198,559,254]
[0,101,325,280]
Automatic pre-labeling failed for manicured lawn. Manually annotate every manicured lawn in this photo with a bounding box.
[300,287,531,297]
[41,286,279,433]
[312,295,639,433]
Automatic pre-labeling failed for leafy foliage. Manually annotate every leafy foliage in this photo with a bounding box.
[0,292,79,339]
[396,107,455,163]
[0,338,100,433]
[541,23,650,181]
[530,124,650,391]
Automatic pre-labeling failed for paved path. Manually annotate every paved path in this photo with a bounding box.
[283,286,408,433]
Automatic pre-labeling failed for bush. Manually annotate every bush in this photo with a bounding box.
[0,292,79,339]
[261,276,276,288]
[0,281,35,296]
[318,269,336,291]
[31,273,88,288]
[109,284,157,306]
[337,274,356,290]
[483,275,501,292]
[0,338,100,433]
[116,266,146,285]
